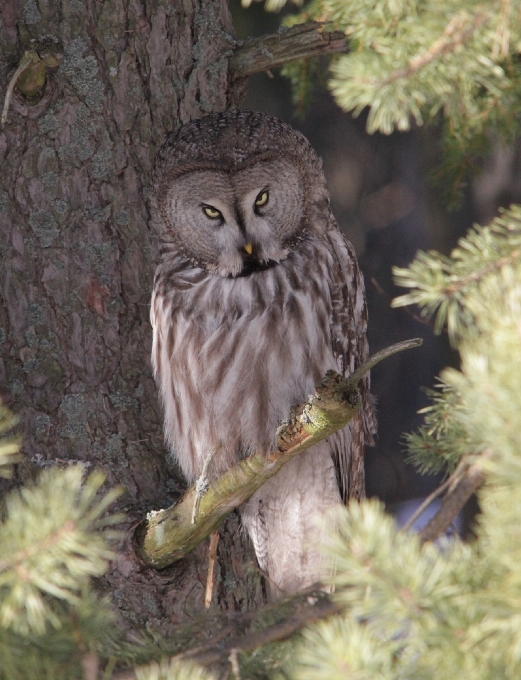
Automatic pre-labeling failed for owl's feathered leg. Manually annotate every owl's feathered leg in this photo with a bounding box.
[240,441,342,600]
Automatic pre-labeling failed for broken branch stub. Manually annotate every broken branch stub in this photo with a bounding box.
[229,21,348,80]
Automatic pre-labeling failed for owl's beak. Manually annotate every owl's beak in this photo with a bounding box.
[244,243,253,255]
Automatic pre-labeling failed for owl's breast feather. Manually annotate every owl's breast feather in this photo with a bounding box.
[151,239,337,482]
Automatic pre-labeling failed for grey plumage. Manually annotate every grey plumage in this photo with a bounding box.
[150,110,375,598]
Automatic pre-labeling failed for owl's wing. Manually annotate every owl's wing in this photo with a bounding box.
[324,227,376,503]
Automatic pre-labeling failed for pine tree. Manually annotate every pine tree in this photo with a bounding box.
[288,205,521,680]
[5,0,521,678]
[264,2,521,677]
[0,408,220,678]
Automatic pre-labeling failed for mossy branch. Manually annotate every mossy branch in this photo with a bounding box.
[135,338,422,569]
[229,21,348,80]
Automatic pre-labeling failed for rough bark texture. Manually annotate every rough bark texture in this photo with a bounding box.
[0,0,260,634]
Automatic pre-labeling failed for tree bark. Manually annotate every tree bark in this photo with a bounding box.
[0,0,364,637]
[0,0,263,635]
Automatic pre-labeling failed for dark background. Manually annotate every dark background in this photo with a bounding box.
[231,0,521,507]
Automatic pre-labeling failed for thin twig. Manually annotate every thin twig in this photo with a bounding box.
[205,531,220,609]
[102,658,117,680]
[348,338,423,385]
[448,521,459,535]
[81,652,99,680]
[229,649,241,680]
[401,479,452,533]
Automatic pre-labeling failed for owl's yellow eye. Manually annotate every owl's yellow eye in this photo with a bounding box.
[254,190,269,208]
[203,205,222,220]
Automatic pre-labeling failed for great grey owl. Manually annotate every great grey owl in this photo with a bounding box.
[149,110,375,599]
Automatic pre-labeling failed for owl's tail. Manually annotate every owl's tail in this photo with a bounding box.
[240,441,342,600]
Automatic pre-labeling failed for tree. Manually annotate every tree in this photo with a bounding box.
[6,0,521,678]
[280,0,521,205]
[0,0,353,643]
[286,207,521,680]
[0,0,248,634]
[267,2,521,678]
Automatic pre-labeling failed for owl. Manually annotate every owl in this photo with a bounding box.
[149,110,375,599]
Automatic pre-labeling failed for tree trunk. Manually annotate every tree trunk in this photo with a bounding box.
[0,0,370,639]
[0,0,263,634]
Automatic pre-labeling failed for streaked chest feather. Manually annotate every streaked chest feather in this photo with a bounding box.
[151,241,336,481]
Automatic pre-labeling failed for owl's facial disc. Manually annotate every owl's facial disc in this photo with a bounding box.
[165,160,305,278]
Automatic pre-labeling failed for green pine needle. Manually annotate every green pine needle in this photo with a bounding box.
[0,466,123,636]
[393,205,521,345]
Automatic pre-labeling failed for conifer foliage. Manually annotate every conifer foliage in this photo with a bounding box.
[277,0,521,200]
[5,209,521,672]
[0,427,120,678]
[245,2,521,677]
[288,205,521,680]
[0,417,218,679]
[5,0,521,677]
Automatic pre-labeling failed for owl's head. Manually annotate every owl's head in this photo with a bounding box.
[150,110,331,277]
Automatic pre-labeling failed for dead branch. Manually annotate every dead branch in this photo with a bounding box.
[180,593,343,666]
[419,459,485,544]
[204,531,219,609]
[112,589,344,679]
[135,338,422,569]
[229,21,348,80]
[401,457,468,533]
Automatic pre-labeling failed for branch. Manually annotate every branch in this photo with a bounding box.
[348,338,423,385]
[135,370,360,568]
[112,589,343,679]
[419,457,485,544]
[135,338,422,569]
[379,9,488,86]
[401,459,465,533]
[229,21,348,80]
[181,593,343,666]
